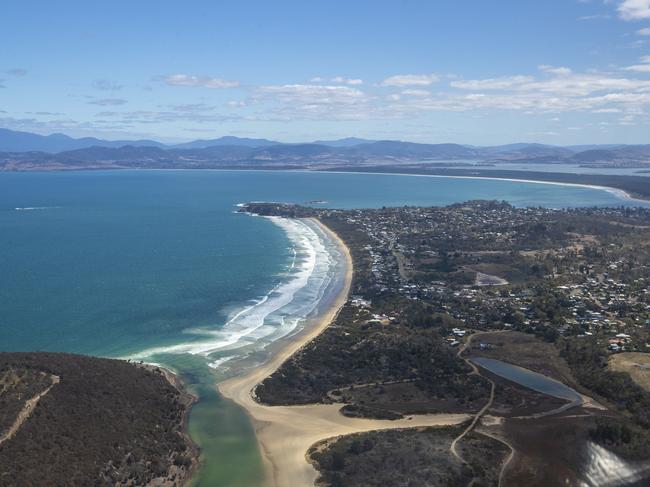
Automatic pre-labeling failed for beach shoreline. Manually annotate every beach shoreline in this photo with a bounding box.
[217,218,469,487]
[217,217,354,485]
[313,169,648,204]
[164,167,650,203]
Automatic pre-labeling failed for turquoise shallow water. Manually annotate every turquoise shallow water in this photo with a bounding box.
[0,169,645,486]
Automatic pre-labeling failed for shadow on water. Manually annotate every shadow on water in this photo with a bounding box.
[153,353,264,487]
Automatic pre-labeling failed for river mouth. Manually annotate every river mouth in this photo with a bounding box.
[142,217,347,487]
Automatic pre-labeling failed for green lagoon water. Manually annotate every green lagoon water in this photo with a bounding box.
[1,169,646,486]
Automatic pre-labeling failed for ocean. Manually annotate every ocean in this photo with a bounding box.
[1,169,647,486]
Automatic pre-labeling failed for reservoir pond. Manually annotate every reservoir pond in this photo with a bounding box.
[472,357,582,403]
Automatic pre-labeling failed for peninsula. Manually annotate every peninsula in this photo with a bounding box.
[225,201,650,486]
[0,353,198,486]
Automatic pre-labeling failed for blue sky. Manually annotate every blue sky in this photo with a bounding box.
[2,0,650,145]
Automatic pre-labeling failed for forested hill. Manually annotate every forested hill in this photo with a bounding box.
[2,128,650,170]
[0,352,197,486]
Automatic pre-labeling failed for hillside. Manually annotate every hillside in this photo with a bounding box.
[1,129,650,169]
[0,128,166,153]
[0,352,197,486]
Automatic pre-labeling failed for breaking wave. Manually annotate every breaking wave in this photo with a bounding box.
[130,216,341,367]
[14,206,61,211]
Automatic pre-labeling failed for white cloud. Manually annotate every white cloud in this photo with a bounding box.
[623,54,650,71]
[259,84,365,102]
[330,76,363,85]
[538,65,572,76]
[312,76,363,85]
[254,84,369,120]
[618,0,650,21]
[401,89,430,97]
[381,73,439,87]
[450,75,533,90]
[449,68,647,98]
[249,64,650,123]
[375,64,650,121]
[638,27,650,35]
[163,74,239,89]
[593,108,622,113]
[88,98,128,106]
[33,59,650,130]
[624,63,650,71]
[578,14,612,20]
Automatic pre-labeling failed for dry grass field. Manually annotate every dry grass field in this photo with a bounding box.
[608,352,650,392]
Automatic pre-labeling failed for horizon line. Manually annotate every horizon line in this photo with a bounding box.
[1,127,647,148]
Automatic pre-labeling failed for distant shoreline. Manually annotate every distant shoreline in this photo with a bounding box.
[316,169,646,205]
[5,165,647,204]
[315,167,650,204]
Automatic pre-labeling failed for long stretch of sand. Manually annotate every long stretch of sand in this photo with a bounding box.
[218,219,469,487]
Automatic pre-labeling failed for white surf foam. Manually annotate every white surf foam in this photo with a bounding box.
[14,206,61,211]
[129,216,340,362]
[208,357,234,369]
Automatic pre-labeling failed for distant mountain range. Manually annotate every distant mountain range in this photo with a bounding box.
[171,135,280,150]
[1,128,649,171]
[0,128,167,152]
[0,129,366,152]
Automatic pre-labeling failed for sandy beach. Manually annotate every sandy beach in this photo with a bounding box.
[218,218,469,487]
